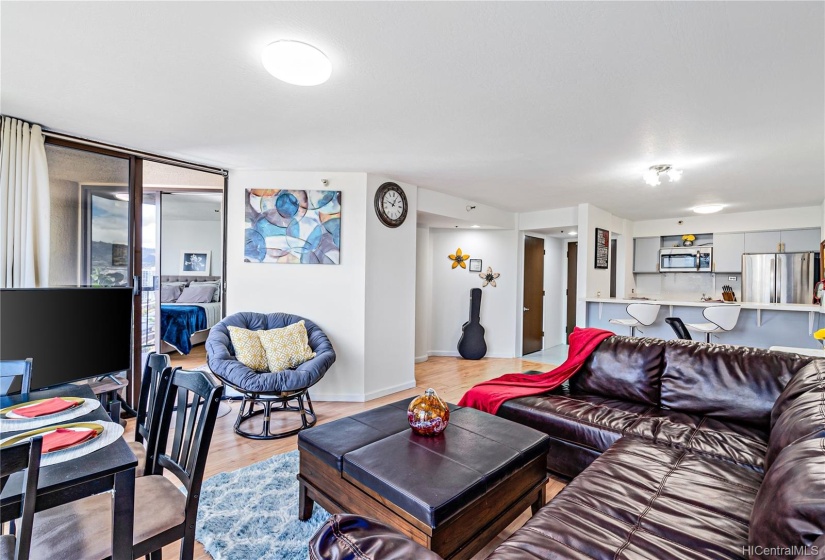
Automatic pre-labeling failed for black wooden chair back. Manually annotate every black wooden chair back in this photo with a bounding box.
[665,317,693,340]
[0,437,42,560]
[135,352,171,445]
[0,359,32,396]
[149,367,223,558]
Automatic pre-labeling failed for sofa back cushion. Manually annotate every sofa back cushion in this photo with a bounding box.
[749,439,825,559]
[660,341,804,429]
[766,388,825,470]
[569,336,665,406]
[771,359,822,429]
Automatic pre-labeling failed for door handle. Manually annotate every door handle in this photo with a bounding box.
[523,307,530,312]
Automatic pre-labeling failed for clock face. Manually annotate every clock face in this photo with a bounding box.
[374,182,408,227]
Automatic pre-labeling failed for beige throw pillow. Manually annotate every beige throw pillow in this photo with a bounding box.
[257,321,316,372]
[227,326,268,372]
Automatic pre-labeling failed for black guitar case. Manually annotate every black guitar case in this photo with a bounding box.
[457,288,487,360]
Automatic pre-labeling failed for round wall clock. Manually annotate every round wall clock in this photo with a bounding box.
[374,182,408,228]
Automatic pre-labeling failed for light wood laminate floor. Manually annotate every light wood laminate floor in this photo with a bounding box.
[139,349,566,559]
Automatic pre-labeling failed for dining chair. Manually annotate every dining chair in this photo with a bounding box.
[129,352,171,477]
[0,437,43,560]
[29,367,224,560]
[0,359,32,396]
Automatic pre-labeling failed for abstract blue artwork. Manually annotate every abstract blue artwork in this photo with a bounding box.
[244,189,341,264]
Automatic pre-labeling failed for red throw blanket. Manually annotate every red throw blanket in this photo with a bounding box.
[458,327,614,414]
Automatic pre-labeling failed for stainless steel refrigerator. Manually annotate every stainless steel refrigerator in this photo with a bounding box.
[741,252,820,304]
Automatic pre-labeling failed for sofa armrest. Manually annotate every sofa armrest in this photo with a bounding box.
[309,514,443,560]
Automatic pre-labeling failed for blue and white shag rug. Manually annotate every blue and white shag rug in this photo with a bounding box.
[195,450,330,560]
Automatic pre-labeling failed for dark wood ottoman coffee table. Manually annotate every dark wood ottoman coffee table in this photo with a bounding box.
[297,398,549,560]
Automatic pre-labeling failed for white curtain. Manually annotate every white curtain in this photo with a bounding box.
[0,117,50,287]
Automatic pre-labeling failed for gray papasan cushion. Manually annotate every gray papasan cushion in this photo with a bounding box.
[206,312,336,393]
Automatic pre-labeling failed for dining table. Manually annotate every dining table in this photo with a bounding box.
[0,383,136,560]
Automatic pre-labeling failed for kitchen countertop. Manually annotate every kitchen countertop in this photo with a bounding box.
[584,297,821,313]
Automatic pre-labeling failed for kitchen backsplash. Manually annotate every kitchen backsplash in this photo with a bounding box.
[634,272,742,302]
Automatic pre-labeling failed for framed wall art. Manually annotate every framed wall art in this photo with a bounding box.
[181,250,211,275]
[594,228,609,269]
[468,259,482,273]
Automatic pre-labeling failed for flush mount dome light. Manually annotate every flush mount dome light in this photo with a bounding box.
[569,231,578,236]
[692,204,725,214]
[261,40,331,86]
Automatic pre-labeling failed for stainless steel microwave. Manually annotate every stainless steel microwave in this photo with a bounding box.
[659,247,713,272]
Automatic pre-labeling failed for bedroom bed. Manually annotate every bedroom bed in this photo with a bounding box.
[159,275,223,355]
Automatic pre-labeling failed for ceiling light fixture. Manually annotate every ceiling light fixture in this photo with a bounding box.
[643,164,683,187]
[692,204,725,214]
[114,193,129,201]
[569,231,578,236]
[261,40,332,86]
[471,225,480,228]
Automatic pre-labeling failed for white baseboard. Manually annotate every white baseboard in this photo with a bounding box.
[364,380,417,401]
[428,351,514,359]
[414,355,429,363]
[309,391,366,402]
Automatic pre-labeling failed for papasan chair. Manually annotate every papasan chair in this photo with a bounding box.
[206,312,336,439]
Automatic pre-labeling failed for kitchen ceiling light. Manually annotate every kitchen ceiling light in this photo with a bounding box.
[569,231,578,236]
[692,204,725,214]
[261,40,331,86]
[471,225,480,228]
[643,164,683,187]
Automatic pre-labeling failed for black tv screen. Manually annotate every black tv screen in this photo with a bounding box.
[1,287,133,390]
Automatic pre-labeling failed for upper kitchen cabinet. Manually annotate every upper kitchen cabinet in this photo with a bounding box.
[779,228,820,252]
[744,231,781,254]
[713,233,745,272]
[633,237,660,273]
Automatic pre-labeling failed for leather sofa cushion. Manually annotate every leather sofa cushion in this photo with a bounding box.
[766,390,825,470]
[569,336,665,406]
[308,514,442,560]
[660,341,803,429]
[498,393,650,454]
[750,439,825,559]
[342,407,548,527]
[298,398,460,470]
[486,437,762,560]
[770,359,823,430]
[627,409,768,471]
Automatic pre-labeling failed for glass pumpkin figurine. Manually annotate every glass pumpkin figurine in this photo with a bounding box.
[407,388,450,436]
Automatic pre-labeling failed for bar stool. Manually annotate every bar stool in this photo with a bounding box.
[686,305,741,343]
[609,303,661,336]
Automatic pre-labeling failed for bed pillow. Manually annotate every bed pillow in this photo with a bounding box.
[190,281,221,302]
[257,321,316,372]
[160,284,184,303]
[227,326,268,372]
[176,284,217,304]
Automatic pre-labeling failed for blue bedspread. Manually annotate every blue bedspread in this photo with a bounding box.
[160,305,207,355]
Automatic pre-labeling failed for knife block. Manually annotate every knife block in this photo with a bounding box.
[722,292,737,302]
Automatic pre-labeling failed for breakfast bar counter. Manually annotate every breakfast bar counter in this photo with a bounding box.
[584,298,823,350]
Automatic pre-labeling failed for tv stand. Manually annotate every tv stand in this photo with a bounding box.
[95,374,123,385]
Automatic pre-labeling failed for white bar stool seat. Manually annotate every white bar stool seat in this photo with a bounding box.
[609,303,661,336]
[686,305,741,343]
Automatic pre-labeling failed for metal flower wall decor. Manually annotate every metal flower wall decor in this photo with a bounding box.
[480,267,500,287]
[448,248,470,269]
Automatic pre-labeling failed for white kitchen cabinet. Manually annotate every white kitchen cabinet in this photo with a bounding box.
[633,237,661,273]
[744,231,781,254]
[780,228,820,252]
[713,233,745,272]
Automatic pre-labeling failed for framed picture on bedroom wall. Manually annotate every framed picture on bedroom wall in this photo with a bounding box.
[181,250,211,276]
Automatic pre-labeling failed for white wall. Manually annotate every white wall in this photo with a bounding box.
[226,170,368,401]
[428,229,519,358]
[519,206,578,231]
[418,188,516,229]
[633,206,821,237]
[363,175,418,400]
[160,219,222,276]
[415,227,432,362]
[543,236,565,347]
[576,204,614,325]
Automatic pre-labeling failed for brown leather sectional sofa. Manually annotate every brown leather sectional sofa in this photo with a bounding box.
[309,336,825,559]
